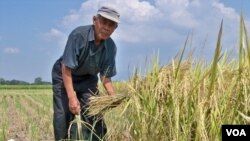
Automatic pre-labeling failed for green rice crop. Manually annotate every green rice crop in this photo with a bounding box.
[0,85,52,89]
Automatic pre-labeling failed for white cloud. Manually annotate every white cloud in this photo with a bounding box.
[60,0,162,26]
[96,0,167,43]
[61,0,99,27]
[61,9,82,26]
[3,48,20,54]
[43,28,67,47]
[47,0,247,52]
[41,0,250,80]
[44,28,65,41]
[212,1,238,20]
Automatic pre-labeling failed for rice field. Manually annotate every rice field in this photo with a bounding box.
[1,16,250,141]
[0,88,54,141]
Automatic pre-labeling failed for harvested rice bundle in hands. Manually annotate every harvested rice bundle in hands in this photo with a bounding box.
[87,93,128,116]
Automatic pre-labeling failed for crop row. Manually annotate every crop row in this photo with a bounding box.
[0,89,54,140]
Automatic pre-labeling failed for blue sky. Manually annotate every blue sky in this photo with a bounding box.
[0,0,250,83]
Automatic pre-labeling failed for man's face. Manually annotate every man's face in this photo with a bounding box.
[93,15,118,41]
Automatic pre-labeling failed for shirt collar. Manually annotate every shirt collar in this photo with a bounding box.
[88,25,95,41]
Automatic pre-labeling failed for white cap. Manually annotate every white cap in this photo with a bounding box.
[97,6,120,23]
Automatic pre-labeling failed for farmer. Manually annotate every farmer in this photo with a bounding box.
[52,6,120,141]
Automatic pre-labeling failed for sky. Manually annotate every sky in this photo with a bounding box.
[0,0,250,83]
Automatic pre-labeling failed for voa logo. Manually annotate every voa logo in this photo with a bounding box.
[226,129,246,136]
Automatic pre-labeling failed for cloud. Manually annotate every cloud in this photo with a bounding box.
[61,9,82,26]
[46,0,247,56]
[40,0,250,80]
[61,0,99,27]
[44,28,65,41]
[212,1,238,20]
[43,28,67,47]
[3,48,20,54]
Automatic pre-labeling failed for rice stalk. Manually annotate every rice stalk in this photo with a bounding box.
[207,19,223,99]
[238,111,250,123]
[67,114,101,141]
[68,115,84,140]
[175,34,189,79]
[87,93,128,116]
[239,14,244,75]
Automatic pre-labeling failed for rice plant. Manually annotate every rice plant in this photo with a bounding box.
[104,16,250,141]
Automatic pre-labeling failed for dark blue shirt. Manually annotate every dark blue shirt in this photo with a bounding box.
[54,25,117,92]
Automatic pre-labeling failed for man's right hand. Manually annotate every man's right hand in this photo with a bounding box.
[68,95,80,115]
[61,64,81,115]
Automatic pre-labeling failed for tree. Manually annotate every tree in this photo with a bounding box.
[34,77,42,84]
[0,78,5,84]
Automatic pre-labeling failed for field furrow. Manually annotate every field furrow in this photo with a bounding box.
[6,95,29,141]
[0,89,54,141]
[19,93,54,140]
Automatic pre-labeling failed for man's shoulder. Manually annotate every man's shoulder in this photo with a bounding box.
[105,37,116,48]
[105,37,117,54]
[70,25,92,36]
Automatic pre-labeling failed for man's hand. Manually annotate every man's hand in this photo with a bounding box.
[61,64,80,115]
[68,95,80,115]
[100,75,116,96]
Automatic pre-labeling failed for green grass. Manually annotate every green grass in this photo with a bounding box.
[0,85,52,89]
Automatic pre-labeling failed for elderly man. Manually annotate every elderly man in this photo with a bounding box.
[52,6,120,141]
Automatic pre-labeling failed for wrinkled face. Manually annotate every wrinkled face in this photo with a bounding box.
[93,15,118,41]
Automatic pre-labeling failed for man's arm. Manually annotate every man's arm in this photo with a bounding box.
[61,64,80,114]
[100,75,115,96]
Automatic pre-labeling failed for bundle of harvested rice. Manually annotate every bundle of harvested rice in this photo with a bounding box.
[67,115,85,140]
[87,93,128,116]
[67,115,99,141]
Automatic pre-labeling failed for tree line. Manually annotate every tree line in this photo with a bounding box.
[0,77,51,85]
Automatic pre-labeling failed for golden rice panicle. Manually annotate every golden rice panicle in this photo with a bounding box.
[87,93,128,116]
